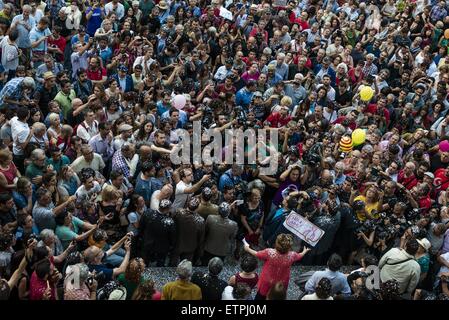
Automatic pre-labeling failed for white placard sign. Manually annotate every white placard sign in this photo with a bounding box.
[219,7,233,21]
[283,212,325,247]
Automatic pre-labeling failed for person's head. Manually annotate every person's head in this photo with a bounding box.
[154,130,166,146]
[31,148,46,168]
[0,192,14,212]
[125,258,146,284]
[35,258,52,280]
[405,238,419,255]
[274,234,293,254]
[232,283,251,300]
[83,245,105,265]
[81,144,94,162]
[327,253,343,272]
[315,277,332,299]
[208,257,223,276]
[22,77,36,93]
[176,259,193,280]
[266,282,287,300]
[37,16,49,31]
[0,148,12,167]
[240,254,258,273]
[55,208,72,227]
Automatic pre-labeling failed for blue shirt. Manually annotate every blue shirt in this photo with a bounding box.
[218,170,242,191]
[11,15,36,48]
[29,26,51,52]
[135,175,156,203]
[98,46,113,64]
[235,87,254,109]
[71,34,90,47]
[156,101,170,116]
[86,7,104,36]
[305,269,351,296]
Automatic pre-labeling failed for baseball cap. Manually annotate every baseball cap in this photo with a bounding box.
[118,65,128,72]
[253,91,263,98]
[424,172,435,179]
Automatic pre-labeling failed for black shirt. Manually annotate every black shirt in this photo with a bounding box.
[191,272,227,300]
[33,84,59,117]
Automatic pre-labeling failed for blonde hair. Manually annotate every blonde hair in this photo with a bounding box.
[101,185,119,202]
[48,113,60,125]
[280,96,292,107]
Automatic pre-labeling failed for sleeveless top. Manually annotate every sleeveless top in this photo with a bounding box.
[0,162,17,193]
[234,272,259,290]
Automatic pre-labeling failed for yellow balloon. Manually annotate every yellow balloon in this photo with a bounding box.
[352,129,366,147]
[445,29,449,39]
[360,86,374,102]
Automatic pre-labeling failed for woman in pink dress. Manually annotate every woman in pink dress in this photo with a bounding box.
[243,233,310,300]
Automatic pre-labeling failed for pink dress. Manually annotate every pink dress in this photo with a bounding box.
[255,249,303,296]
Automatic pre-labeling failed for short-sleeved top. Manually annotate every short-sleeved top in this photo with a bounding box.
[55,216,84,249]
[353,195,380,221]
[46,155,70,173]
[25,163,45,181]
[88,264,113,288]
[29,26,51,52]
[173,180,191,210]
[255,248,303,296]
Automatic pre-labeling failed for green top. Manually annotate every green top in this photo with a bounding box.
[117,274,145,300]
[25,162,45,180]
[55,216,84,250]
[54,89,77,119]
[417,254,430,274]
[46,155,71,173]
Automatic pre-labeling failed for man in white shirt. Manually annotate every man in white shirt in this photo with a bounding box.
[172,168,210,210]
[70,144,105,175]
[113,124,135,151]
[11,107,33,173]
[76,109,99,143]
[105,0,125,20]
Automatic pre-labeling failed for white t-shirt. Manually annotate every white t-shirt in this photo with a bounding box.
[221,286,236,300]
[173,180,191,210]
[75,181,102,201]
[11,116,30,156]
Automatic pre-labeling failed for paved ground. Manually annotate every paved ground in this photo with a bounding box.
[143,264,357,300]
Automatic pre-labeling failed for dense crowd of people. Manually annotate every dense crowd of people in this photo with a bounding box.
[0,0,449,301]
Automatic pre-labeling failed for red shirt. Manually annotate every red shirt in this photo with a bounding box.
[333,116,357,131]
[265,112,292,128]
[398,170,418,190]
[256,248,303,296]
[434,168,449,192]
[216,83,236,95]
[365,103,390,126]
[87,67,106,81]
[48,36,66,62]
[418,195,432,214]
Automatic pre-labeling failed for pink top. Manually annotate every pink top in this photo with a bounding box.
[29,272,56,300]
[255,249,303,296]
[0,163,17,193]
[241,71,260,83]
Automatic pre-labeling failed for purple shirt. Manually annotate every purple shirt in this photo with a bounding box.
[272,178,301,207]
